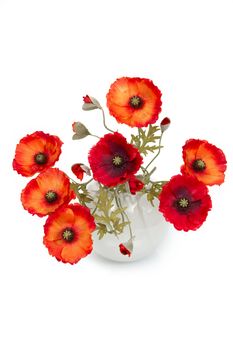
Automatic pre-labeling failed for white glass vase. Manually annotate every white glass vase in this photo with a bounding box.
[91,191,169,262]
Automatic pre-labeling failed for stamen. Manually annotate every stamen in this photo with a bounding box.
[45,191,58,203]
[62,228,74,242]
[34,152,48,165]
[178,198,189,208]
[112,155,124,167]
[129,95,143,109]
[192,159,206,172]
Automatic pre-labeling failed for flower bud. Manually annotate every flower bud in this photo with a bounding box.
[128,176,144,195]
[160,117,171,133]
[119,238,134,257]
[72,122,90,140]
[82,95,101,111]
[71,163,91,180]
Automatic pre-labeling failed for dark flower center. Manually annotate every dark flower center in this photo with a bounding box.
[112,155,124,167]
[34,152,48,165]
[45,191,58,203]
[192,159,206,172]
[62,228,74,242]
[129,95,143,109]
[176,197,190,212]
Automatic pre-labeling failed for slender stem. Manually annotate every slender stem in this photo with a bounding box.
[145,132,163,171]
[68,176,79,185]
[101,108,115,133]
[90,134,100,139]
[114,189,125,225]
[117,189,133,240]
[81,178,93,186]
[91,197,100,215]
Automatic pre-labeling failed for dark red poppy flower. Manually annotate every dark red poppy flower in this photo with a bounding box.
[88,132,143,187]
[106,77,162,127]
[43,204,96,264]
[21,168,75,217]
[13,131,63,177]
[181,139,227,186]
[71,163,91,181]
[159,174,212,231]
[128,176,144,195]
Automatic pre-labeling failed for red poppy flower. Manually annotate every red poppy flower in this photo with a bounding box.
[43,204,96,264]
[88,132,143,187]
[128,176,144,195]
[106,77,162,127]
[159,174,212,231]
[181,139,227,186]
[21,168,75,217]
[71,163,91,181]
[13,131,63,177]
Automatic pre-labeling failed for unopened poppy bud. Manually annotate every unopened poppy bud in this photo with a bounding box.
[82,95,101,111]
[128,176,144,195]
[71,163,91,180]
[160,117,171,133]
[72,122,90,140]
[119,238,134,257]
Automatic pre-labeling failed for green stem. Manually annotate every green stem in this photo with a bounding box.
[114,189,125,225]
[145,132,163,171]
[117,189,133,240]
[90,134,100,139]
[68,176,79,185]
[81,178,93,186]
[101,108,115,133]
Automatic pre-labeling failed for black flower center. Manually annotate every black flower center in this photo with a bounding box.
[34,152,48,165]
[45,191,58,203]
[62,228,74,242]
[176,197,190,212]
[192,159,206,172]
[129,95,143,109]
[112,155,124,167]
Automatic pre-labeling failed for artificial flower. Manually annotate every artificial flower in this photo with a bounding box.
[159,174,212,231]
[106,77,162,127]
[71,163,91,181]
[181,139,227,186]
[119,244,131,257]
[72,122,90,140]
[88,132,143,187]
[82,95,101,111]
[83,95,92,103]
[128,176,144,195]
[160,117,171,133]
[21,168,75,217]
[43,204,96,264]
[13,131,62,177]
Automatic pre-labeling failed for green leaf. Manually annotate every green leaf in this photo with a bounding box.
[131,125,162,156]
[146,181,167,206]
[96,223,107,239]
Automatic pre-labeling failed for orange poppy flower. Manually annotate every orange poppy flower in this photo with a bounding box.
[21,168,75,217]
[106,77,162,127]
[181,139,227,186]
[43,204,96,264]
[13,131,63,177]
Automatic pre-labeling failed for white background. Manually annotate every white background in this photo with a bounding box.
[0,0,233,349]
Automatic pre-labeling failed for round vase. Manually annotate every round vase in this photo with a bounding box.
[92,191,169,262]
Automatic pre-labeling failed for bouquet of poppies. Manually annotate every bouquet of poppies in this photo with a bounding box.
[13,77,227,264]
